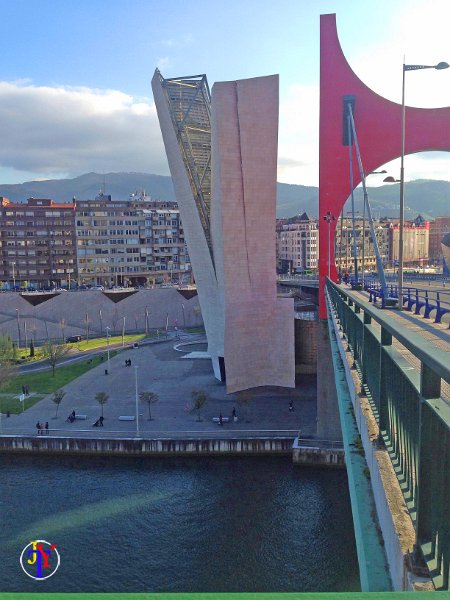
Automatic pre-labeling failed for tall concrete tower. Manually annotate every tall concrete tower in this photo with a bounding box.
[152,70,294,392]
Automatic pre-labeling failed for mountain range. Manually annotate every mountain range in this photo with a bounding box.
[0,172,449,220]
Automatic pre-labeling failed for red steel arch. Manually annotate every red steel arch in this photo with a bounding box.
[319,13,450,318]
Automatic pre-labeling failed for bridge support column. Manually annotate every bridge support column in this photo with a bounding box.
[317,319,343,441]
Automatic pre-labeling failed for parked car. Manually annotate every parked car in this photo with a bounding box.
[66,335,82,343]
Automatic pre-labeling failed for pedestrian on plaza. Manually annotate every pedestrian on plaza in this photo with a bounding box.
[45,422,49,434]
[99,416,104,427]
[36,421,41,435]
[219,413,223,426]
[232,407,237,422]
[22,385,26,395]
[289,400,294,412]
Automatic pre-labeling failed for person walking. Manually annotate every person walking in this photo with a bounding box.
[45,422,49,435]
[36,421,41,435]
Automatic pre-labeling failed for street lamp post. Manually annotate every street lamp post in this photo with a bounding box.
[399,61,449,308]
[134,365,140,437]
[106,326,111,375]
[12,261,16,290]
[361,171,387,286]
[181,303,186,329]
[323,211,336,279]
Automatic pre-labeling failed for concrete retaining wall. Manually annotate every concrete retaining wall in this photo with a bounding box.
[0,288,202,343]
[0,435,294,456]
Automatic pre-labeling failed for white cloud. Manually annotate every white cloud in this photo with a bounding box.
[0,81,169,178]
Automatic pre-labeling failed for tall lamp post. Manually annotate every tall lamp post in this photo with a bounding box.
[106,326,111,375]
[399,61,449,308]
[361,171,387,287]
[134,365,140,437]
[323,211,336,279]
[12,261,16,290]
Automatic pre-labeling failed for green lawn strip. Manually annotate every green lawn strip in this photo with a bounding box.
[1,352,118,398]
[76,333,149,352]
[0,393,46,414]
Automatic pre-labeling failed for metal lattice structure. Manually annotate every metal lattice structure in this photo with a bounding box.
[157,71,212,254]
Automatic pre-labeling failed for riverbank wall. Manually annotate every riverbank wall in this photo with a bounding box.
[0,435,345,466]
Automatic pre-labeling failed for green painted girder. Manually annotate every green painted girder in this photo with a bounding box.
[325,308,392,592]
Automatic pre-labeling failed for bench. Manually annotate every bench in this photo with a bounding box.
[119,415,135,421]
[212,416,230,423]
[74,415,87,420]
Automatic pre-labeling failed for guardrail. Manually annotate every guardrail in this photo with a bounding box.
[365,282,450,325]
[327,281,450,591]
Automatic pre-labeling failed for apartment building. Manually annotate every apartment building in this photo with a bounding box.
[75,192,190,286]
[276,212,318,273]
[0,197,76,289]
[429,216,450,263]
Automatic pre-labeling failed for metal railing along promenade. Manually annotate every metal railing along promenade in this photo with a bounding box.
[365,281,450,324]
[327,281,449,590]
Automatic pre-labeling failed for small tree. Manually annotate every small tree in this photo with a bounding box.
[139,391,159,420]
[190,389,208,422]
[42,341,70,376]
[95,392,109,417]
[51,389,66,418]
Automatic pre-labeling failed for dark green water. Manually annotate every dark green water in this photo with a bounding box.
[1,454,360,593]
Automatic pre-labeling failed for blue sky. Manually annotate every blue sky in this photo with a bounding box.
[0,0,449,187]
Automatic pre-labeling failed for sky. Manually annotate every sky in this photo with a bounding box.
[0,0,449,187]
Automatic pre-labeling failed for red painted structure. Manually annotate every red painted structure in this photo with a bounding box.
[319,13,450,318]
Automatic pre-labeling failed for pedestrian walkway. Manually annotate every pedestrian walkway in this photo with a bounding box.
[1,337,317,439]
[343,284,450,403]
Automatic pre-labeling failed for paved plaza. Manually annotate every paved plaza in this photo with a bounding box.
[1,336,318,439]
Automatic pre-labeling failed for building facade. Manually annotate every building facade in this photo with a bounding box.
[75,192,190,287]
[0,197,76,289]
[276,212,318,274]
[429,217,450,263]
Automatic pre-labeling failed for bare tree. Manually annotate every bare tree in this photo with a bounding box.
[42,341,70,376]
[190,389,208,422]
[95,392,109,417]
[139,391,159,420]
[51,389,66,418]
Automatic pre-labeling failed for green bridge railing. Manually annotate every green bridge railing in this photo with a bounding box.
[327,281,449,591]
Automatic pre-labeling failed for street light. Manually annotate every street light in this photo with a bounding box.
[134,365,140,437]
[106,326,111,375]
[181,303,186,329]
[323,211,336,279]
[12,261,16,290]
[361,170,387,286]
[399,60,449,308]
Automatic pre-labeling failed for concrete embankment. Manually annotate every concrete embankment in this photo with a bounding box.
[0,435,345,466]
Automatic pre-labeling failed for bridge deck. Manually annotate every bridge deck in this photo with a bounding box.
[344,284,450,404]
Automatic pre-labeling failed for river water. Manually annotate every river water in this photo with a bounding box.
[1,454,360,593]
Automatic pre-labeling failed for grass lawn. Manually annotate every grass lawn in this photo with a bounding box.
[0,393,46,415]
[1,351,118,403]
[75,333,149,351]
